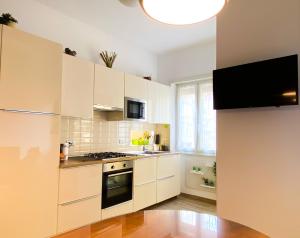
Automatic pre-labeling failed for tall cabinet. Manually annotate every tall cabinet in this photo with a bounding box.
[0,25,62,114]
[0,25,62,238]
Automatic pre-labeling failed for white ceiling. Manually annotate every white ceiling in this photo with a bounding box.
[35,0,216,54]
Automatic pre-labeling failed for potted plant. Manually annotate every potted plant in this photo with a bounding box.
[0,13,18,27]
[99,51,117,68]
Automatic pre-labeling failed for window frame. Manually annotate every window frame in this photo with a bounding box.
[175,77,216,156]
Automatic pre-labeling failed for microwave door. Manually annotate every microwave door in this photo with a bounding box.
[139,103,145,119]
[128,101,140,119]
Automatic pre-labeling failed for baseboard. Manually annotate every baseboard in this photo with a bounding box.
[180,193,217,205]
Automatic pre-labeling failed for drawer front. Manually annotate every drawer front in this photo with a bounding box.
[102,201,133,220]
[57,196,101,233]
[157,176,179,203]
[157,155,178,179]
[134,182,156,211]
[134,157,157,185]
[59,165,102,204]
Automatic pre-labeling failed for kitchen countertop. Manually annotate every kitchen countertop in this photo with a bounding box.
[59,152,179,169]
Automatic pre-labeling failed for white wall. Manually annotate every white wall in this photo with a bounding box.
[157,41,216,84]
[180,154,216,201]
[165,43,217,200]
[1,0,157,79]
[216,1,300,237]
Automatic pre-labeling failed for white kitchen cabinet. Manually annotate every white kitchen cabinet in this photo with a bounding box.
[160,84,171,124]
[59,165,102,204]
[94,65,124,109]
[157,176,178,203]
[124,73,148,101]
[147,81,160,123]
[157,155,178,179]
[148,81,171,124]
[57,195,101,233]
[0,25,2,59]
[133,157,157,211]
[134,157,157,185]
[156,155,180,203]
[0,25,62,114]
[102,200,133,220]
[0,111,60,238]
[134,181,157,211]
[61,54,94,118]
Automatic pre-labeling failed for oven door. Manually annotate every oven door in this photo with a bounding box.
[102,168,133,209]
[125,97,146,120]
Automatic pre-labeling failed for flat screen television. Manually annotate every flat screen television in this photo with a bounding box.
[213,55,298,110]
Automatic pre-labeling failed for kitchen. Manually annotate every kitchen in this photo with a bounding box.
[2,0,285,238]
[0,22,182,238]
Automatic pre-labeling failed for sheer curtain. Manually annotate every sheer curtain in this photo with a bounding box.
[177,84,197,152]
[176,80,216,154]
[198,81,216,154]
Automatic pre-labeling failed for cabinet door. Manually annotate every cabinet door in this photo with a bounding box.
[58,195,101,233]
[157,176,178,203]
[148,81,171,124]
[94,65,124,109]
[134,181,156,211]
[124,73,148,101]
[101,200,133,220]
[157,155,178,179]
[156,155,180,203]
[148,81,160,124]
[59,165,102,204]
[0,111,60,238]
[62,55,94,118]
[0,26,62,113]
[134,157,157,185]
[159,84,171,124]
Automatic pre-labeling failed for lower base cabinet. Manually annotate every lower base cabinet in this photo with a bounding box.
[102,200,133,220]
[57,196,101,234]
[134,181,157,211]
[157,176,179,203]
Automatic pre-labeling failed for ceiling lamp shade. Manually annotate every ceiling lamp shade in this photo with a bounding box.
[140,0,226,25]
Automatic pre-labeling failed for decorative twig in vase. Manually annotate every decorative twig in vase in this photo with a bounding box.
[99,51,117,68]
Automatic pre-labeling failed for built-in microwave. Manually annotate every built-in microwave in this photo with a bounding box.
[124,97,147,121]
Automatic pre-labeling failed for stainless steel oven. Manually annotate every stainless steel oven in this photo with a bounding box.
[124,97,146,121]
[102,160,133,209]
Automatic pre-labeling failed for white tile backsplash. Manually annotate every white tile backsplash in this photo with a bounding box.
[61,111,163,156]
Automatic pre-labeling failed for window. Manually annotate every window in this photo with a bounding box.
[176,79,216,154]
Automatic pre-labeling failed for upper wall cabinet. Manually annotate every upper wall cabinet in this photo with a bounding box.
[0,25,62,114]
[148,81,171,124]
[124,73,148,101]
[94,65,124,109]
[62,55,94,118]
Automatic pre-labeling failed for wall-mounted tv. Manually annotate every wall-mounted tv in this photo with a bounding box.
[213,55,298,110]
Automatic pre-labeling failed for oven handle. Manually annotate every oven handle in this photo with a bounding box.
[108,170,133,177]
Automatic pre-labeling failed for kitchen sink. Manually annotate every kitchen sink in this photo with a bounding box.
[142,151,166,155]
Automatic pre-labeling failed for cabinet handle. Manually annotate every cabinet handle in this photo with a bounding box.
[60,195,99,206]
[157,175,175,181]
[0,108,59,115]
[108,171,133,177]
[135,180,156,186]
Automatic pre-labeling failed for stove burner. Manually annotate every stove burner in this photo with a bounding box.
[82,152,135,161]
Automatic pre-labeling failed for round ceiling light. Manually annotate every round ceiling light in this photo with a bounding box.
[140,0,226,25]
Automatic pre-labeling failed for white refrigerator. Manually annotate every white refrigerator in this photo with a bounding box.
[0,109,60,238]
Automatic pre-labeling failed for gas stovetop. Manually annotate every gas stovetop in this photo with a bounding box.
[70,152,137,161]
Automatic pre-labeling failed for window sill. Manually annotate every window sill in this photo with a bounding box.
[177,152,216,158]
